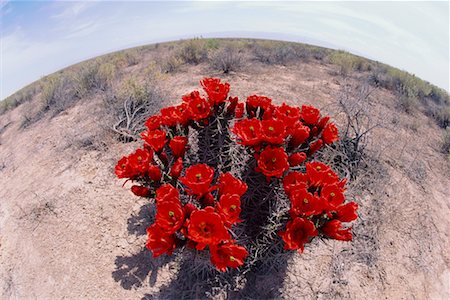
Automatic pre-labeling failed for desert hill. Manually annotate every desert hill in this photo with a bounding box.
[0,38,449,299]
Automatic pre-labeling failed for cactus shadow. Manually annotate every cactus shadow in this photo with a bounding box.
[113,203,174,290]
[140,246,292,299]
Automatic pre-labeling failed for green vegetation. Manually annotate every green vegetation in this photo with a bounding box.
[2,38,448,137]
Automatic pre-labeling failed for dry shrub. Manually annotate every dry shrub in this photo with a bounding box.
[106,77,163,142]
[0,83,40,115]
[161,54,184,73]
[210,46,244,73]
[178,39,208,64]
[318,81,382,184]
[427,106,450,129]
[397,94,418,114]
[252,41,298,65]
[250,41,318,65]
[443,128,450,156]
[110,50,140,68]
[73,61,116,97]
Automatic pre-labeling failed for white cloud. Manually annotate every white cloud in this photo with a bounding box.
[51,2,95,19]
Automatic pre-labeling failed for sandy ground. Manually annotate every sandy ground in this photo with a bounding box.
[0,56,449,299]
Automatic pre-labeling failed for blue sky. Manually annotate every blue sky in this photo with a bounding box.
[1,1,449,99]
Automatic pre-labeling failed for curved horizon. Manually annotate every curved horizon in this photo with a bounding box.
[1,1,449,99]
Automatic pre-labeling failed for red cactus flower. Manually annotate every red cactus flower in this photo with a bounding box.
[278,217,318,253]
[308,139,323,155]
[336,202,358,222]
[141,129,167,152]
[169,157,183,179]
[283,171,308,197]
[145,115,162,130]
[289,152,307,167]
[290,188,324,217]
[210,243,248,272]
[218,172,248,197]
[128,148,152,174]
[115,156,135,179]
[202,192,215,207]
[155,184,180,204]
[321,184,345,207]
[227,96,239,114]
[148,164,162,182]
[179,164,214,197]
[183,203,198,218]
[321,220,352,241]
[300,105,321,125]
[274,103,301,125]
[131,185,150,197]
[246,95,273,111]
[306,162,339,187]
[216,194,242,227]
[257,147,289,178]
[146,224,176,257]
[170,136,188,158]
[235,102,245,118]
[322,122,339,144]
[183,91,212,121]
[200,78,230,105]
[187,207,231,248]
[317,116,330,130]
[261,119,287,144]
[160,104,190,127]
[156,200,185,234]
[289,123,310,148]
[232,118,262,146]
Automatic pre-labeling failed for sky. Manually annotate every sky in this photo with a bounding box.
[1,0,449,100]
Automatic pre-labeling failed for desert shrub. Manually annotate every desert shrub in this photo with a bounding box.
[178,39,208,64]
[0,83,40,115]
[161,54,184,73]
[73,61,116,97]
[310,47,329,61]
[20,75,75,129]
[109,50,140,68]
[39,74,76,115]
[328,51,373,77]
[429,86,450,105]
[210,46,244,73]
[293,45,312,62]
[443,128,450,156]
[204,38,220,50]
[397,94,418,114]
[252,41,297,65]
[427,106,450,128]
[107,77,163,142]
